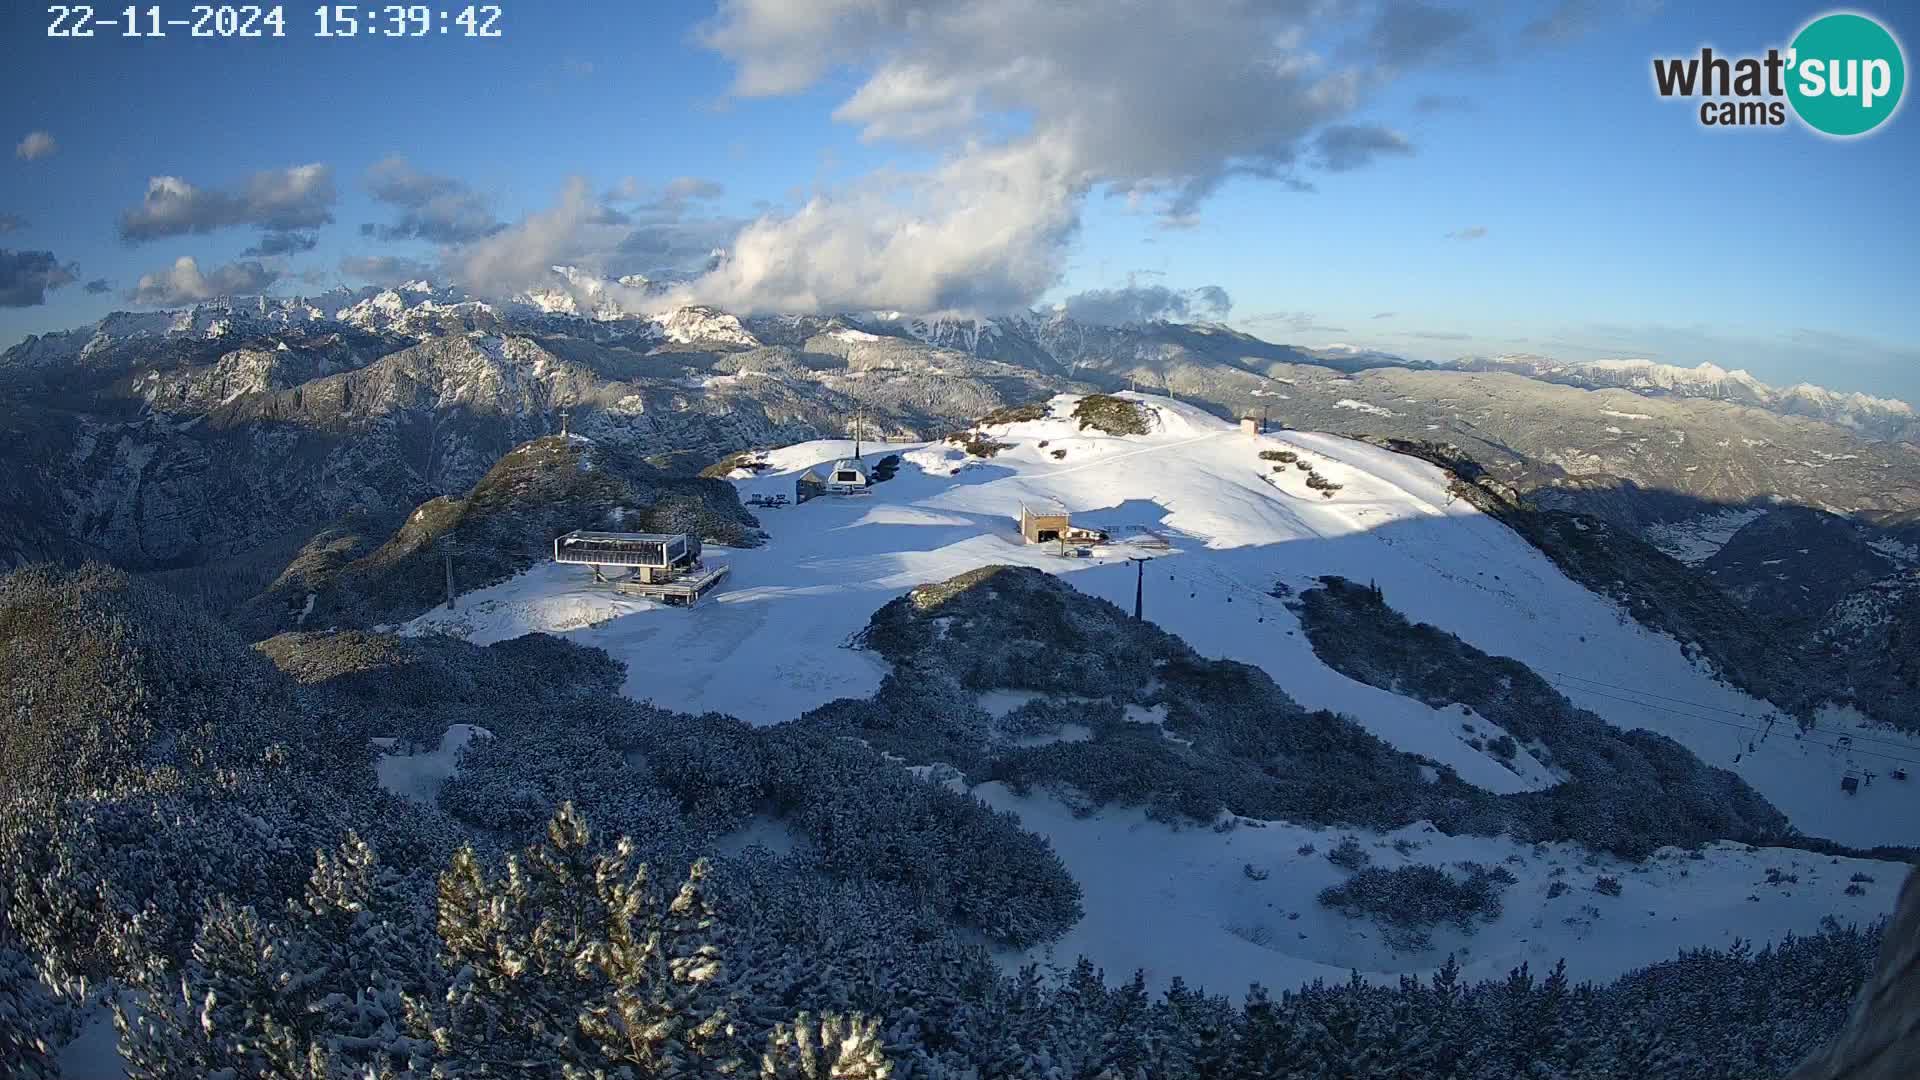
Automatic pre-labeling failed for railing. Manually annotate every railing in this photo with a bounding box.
[555,545,667,567]
[553,533,686,567]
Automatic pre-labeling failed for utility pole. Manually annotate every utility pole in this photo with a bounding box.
[437,534,457,611]
[559,408,570,437]
[853,411,863,461]
[1129,557,1150,621]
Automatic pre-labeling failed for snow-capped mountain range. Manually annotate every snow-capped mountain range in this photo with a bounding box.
[2,280,1916,581]
[1456,354,1916,442]
[9,280,1911,439]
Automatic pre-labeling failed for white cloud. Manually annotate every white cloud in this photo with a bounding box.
[14,132,57,161]
[676,139,1081,315]
[129,256,281,305]
[444,177,629,300]
[118,165,337,242]
[335,2,1493,317]
[678,0,1459,316]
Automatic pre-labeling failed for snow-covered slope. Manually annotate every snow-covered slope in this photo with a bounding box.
[984,793,1894,991]
[414,392,1920,843]
[407,393,1917,987]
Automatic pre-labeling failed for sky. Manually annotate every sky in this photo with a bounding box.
[2,1,1916,401]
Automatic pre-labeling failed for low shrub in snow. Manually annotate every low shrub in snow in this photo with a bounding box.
[1317,862,1516,951]
[978,401,1052,426]
[1070,394,1151,436]
[1327,837,1372,871]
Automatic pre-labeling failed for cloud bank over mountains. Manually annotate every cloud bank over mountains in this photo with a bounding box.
[661,0,1431,316]
[130,256,281,306]
[38,2,1617,328]
[1059,282,1233,325]
[138,0,1465,321]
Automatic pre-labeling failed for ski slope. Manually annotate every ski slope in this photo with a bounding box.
[408,392,1917,988]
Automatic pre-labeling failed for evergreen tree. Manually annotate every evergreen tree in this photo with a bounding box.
[414,802,744,1076]
[758,1013,891,1079]
[0,943,78,1080]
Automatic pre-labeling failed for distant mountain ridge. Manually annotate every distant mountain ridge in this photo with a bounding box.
[1455,354,1917,442]
[3,284,1917,581]
[9,287,1910,442]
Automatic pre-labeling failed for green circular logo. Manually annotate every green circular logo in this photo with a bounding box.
[1787,12,1906,136]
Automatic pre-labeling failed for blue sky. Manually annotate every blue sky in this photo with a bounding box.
[2,1,1916,401]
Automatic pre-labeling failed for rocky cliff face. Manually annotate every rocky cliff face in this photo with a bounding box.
[1790,867,1920,1080]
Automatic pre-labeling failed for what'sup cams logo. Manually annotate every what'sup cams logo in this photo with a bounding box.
[1653,11,1905,136]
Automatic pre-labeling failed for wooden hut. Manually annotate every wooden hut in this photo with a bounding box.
[1020,503,1108,547]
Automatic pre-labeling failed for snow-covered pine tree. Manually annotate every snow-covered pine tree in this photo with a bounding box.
[1227,984,1318,1077]
[115,898,331,1079]
[0,942,80,1080]
[1153,976,1238,1079]
[115,833,437,1077]
[758,1012,892,1079]
[416,802,744,1076]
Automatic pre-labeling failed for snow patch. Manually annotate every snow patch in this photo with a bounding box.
[978,785,1902,993]
[375,724,492,805]
[1642,508,1766,565]
[1334,398,1396,417]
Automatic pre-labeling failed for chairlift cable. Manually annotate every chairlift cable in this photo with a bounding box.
[1546,669,1920,754]
[1545,679,1920,769]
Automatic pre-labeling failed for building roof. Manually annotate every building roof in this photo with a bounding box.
[803,459,868,482]
[558,530,687,544]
